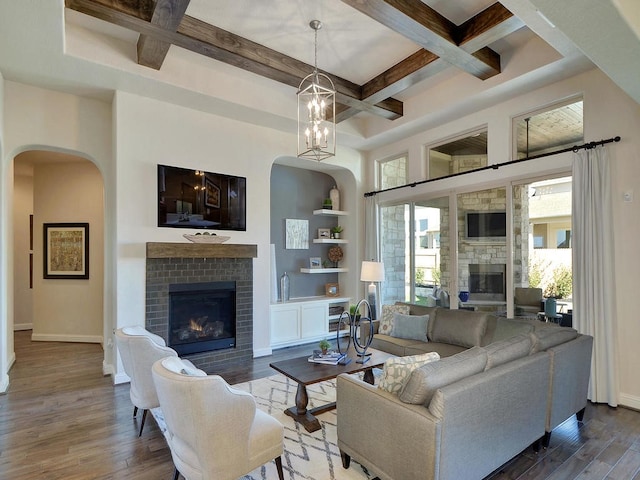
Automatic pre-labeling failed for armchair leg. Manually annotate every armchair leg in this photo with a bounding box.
[138,409,148,437]
[133,406,138,417]
[173,467,180,480]
[274,456,284,480]
[340,450,351,469]
[542,431,552,448]
[576,407,586,422]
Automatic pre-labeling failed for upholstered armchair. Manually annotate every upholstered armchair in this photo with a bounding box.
[114,326,179,436]
[514,287,544,315]
[152,357,285,480]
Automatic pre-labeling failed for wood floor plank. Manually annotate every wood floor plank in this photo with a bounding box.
[2,330,640,480]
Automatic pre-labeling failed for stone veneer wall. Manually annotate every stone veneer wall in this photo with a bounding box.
[145,256,253,373]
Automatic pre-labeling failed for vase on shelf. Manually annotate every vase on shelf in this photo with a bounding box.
[458,291,470,302]
[329,185,340,211]
[280,272,290,302]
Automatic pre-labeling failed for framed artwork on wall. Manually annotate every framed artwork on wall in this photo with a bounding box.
[43,223,89,279]
[285,219,309,249]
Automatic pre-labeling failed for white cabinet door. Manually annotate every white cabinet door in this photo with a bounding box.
[270,304,300,345]
[300,303,328,340]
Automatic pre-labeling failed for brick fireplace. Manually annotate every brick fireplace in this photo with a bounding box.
[145,242,257,373]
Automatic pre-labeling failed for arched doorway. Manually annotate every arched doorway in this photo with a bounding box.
[12,149,104,347]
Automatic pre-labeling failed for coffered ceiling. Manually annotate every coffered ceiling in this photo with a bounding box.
[65,0,526,123]
[1,1,638,153]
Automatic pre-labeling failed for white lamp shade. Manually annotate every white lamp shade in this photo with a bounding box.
[360,261,385,282]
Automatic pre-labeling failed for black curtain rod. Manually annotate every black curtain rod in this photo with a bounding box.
[364,136,621,198]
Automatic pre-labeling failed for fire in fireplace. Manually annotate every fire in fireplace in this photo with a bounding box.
[168,281,236,355]
[469,264,506,301]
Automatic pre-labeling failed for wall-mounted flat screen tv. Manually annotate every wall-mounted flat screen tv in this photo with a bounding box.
[466,211,506,240]
[158,164,246,231]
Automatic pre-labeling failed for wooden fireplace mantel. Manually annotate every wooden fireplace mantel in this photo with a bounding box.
[146,242,257,259]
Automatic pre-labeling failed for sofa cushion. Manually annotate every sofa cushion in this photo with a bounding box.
[530,327,578,352]
[379,304,410,336]
[371,335,422,357]
[390,313,429,341]
[491,318,535,343]
[378,352,440,395]
[399,346,488,405]
[483,335,532,370]
[429,309,489,348]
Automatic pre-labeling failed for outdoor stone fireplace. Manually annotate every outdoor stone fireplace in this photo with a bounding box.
[145,242,257,372]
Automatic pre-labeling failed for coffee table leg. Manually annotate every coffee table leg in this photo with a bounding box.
[295,382,309,415]
[284,382,322,433]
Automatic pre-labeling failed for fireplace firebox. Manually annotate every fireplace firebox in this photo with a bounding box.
[469,264,506,302]
[168,281,236,355]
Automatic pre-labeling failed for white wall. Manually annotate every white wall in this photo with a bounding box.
[365,68,640,408]
[0,70,10,392]
[32,161,104,341]
[112,92,361,363]
[13,168,33,330]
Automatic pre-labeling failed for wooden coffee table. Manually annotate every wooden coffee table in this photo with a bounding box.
[269,347,395,432]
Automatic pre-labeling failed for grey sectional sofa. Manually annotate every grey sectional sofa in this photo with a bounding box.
[337,302,593,480]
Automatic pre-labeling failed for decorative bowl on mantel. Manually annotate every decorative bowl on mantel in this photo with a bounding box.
[183,233,230,244]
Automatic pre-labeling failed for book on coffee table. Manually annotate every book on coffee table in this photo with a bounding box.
[308,350,348,365]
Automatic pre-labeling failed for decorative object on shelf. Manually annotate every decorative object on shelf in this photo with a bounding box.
[297,20,335,161]
[331,225,343,239]
[360,261,385,320]
[309,257,322,269]
[327,246,343,266]
[280,271,290,303]
[458,290,470,302]
[285,218,309,249]
[329,185,340,211]
[43,223,89,279]
[183,233,230,244]
[325,282,339,297]
[322,198,332,210]
[318,228,330,239]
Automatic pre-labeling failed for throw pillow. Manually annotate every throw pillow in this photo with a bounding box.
[378,352,440,395]
[379,304,410,336]
[390,313,429,341]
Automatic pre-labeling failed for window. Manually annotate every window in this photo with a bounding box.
[378,155,407,190]
[514,99,583,159]
[427,128,487,180]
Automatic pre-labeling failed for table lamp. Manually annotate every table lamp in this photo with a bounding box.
[360,261,385,320]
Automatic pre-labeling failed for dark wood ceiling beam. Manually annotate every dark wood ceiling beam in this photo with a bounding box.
[339,2,522,121]
[137,0,191,69]
[66,0,402,120]
[341,0,501,80]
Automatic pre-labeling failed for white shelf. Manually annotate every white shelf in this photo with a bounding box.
[313,209,349,216]
[300,267,348,274]
[313,238,348,244]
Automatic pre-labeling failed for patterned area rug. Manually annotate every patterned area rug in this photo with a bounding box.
[152,374,373,480]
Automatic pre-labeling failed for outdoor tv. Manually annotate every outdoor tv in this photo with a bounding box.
[158,164,246,231]
[465,211,506,240]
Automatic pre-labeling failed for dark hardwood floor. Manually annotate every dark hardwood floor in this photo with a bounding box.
[1,331,639,479]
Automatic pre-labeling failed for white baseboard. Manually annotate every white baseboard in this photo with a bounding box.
[13,323,33,331]
[114,371,131,385]
[8,352,16,370]
[253,347,272,358]
[31,333,103,344]
[102,361,114,377]
[618,393,640,410]
[0,374,8,393]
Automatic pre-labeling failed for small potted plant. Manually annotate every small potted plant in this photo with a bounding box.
[322,198,333,210]
[349,304,361,322]
[318,338,331,355]
[331,225,343,239]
